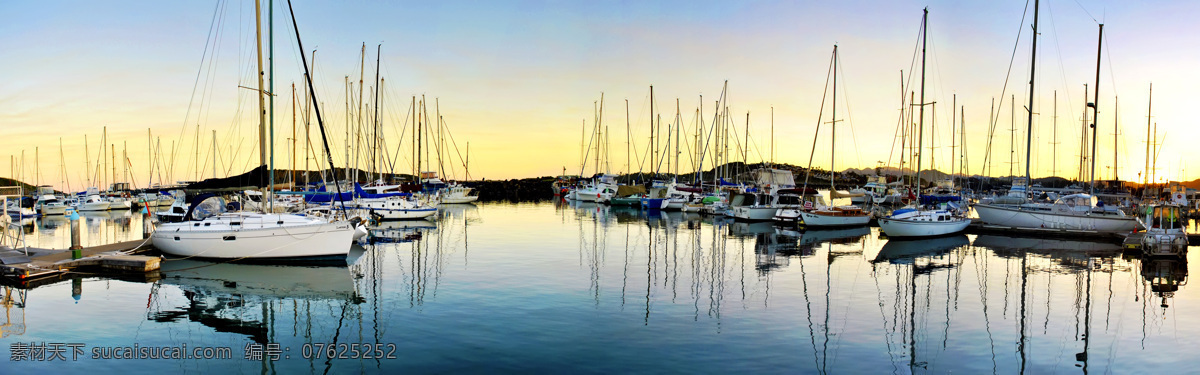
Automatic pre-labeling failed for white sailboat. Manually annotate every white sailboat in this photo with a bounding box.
[972,8,1139,236]
[152,0,354,261]
[877,8,971,238]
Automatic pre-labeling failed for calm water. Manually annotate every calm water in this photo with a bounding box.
[1,201,1198,374]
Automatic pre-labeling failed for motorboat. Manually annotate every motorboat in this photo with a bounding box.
[36,194,69,216]
[77,194,111,211]
[1137,203,1188,257]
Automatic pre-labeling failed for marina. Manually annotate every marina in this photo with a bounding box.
[5,0,1200,373]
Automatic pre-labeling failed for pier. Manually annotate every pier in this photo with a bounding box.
[0,239,161,287]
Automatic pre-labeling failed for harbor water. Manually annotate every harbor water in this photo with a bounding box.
[1,201,1198,373]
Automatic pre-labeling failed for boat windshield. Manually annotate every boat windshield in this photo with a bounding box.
[1053,194,1096,208]
[192,196,228,220]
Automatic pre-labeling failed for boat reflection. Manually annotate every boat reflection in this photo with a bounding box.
[873,235,969,264]
[1141,256,1188,309]
[971,234,1122,255]
[149,259,360,344]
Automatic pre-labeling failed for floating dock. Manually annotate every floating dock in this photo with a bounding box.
[0,239,161,287]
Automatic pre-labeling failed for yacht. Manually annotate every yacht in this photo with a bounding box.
[152,194,355,261]
[974,193,1139,233]
[77,194,112,211]
[36,194,68,216]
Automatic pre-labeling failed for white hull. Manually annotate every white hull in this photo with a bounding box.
[441,195,479,204]
[107,199,132,210]
[730,206,778,221]
[78,201,111,211]
[798,211,872,227]
[353,198,438,220]
[974,204,1139,233]
[878,217,969,237]
[152,213,354,260]
[663,199,685,210]
[40,205,68,216]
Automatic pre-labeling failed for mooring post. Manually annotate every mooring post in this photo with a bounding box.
[69,208,82,259]
[141,199,152,239]
[72,277,82,302]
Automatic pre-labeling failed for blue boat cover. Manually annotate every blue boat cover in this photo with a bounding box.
[918,195,962,205]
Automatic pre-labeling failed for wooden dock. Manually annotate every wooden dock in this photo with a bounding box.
[0,239,161,287]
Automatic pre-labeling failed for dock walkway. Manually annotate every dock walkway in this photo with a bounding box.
[0,239,161,286]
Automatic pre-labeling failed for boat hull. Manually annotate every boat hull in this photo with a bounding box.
[40,205,68,216]
[798,211,872,227]
[152,219,354,260]
[974,204,1139,233]
[730,206,778,221]
[78,202,111,211]
[877,217,969,238]
[440,196,479,204]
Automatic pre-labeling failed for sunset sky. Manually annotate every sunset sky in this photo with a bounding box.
[2,0,1197,192]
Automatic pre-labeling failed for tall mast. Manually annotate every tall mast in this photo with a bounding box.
[675,99,681,177]
[1023,0,1040,185]
[1145,83,1152,186]
[1052,91,1057,178]
[650,85,655,176]
[293,82,298,189]
[1089,23,1103,195]
[286,0,347,215]
[914,8,928,191]
[625,99,630,177]
[831,44,839,192]
[254,0,267,209]
[372,44,381,184]
[357,43,365,183]
[267,0,275,208]
[951,94,956,183]
[1113,96,1118,181]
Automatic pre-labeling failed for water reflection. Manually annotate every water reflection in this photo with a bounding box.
[0,202,1196,373]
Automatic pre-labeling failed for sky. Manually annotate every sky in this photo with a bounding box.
[2,0,1198,192]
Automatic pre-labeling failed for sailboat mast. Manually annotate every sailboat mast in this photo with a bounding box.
[832,44,838,192]
[675,99,681,177]
[650,85,655,176]
[357,43,365,183]
[1145,83,1152,186]
[1089,24,1103,195]
[372,44,381,184]
[914,8,928,191]
[286,0,347,214]
[1052,91,1057,178]
[254,0,267,208]
[267,0,274,208]
[1113,96,1118,181]
[1024,0,1040,185]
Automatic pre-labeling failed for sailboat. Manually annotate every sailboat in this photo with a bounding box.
[876,8,971,238]
[152,0,355,261]
[972,5,1139,235]
[777,45,871,227]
